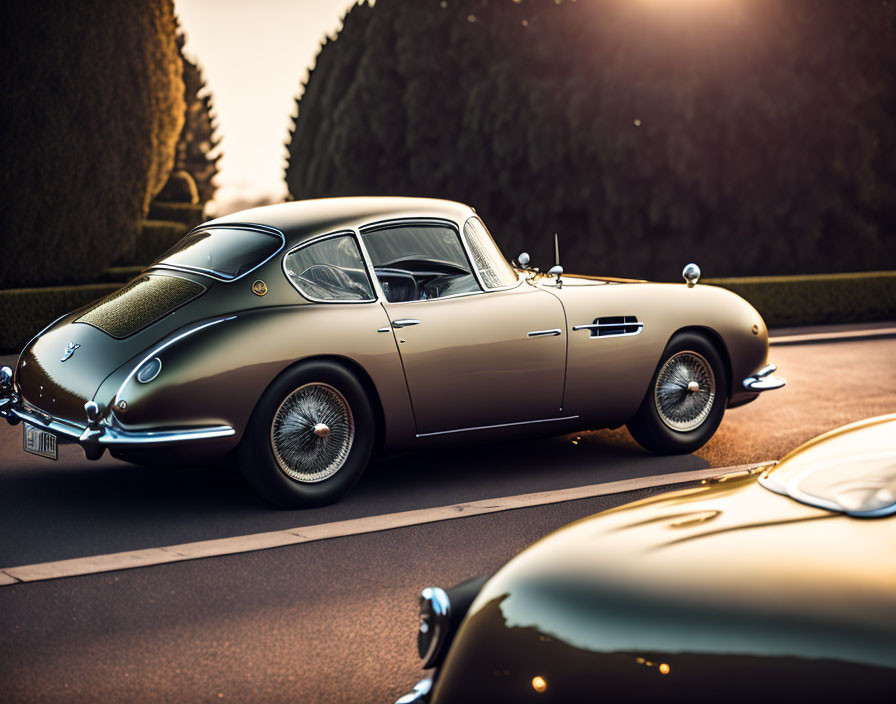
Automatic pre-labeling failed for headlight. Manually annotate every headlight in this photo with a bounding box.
[136,357,162,384]
[418,586,451,669]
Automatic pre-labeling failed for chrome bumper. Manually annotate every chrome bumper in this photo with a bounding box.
[395,679,432,704]
[1,366,234,460]
[742,363,786,392]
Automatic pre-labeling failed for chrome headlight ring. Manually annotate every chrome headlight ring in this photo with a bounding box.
[418,586,451,669]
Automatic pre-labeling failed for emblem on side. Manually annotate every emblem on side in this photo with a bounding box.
[251,280,268,296]
[61,342,80,362]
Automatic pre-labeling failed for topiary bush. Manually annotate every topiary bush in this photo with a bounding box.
[0,0,184,288]
[172,25,220,205]
[285,0,896,280]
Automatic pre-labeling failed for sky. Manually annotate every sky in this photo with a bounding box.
[175,0,359,215]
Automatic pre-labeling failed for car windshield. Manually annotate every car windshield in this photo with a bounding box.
[154,227,282,280]
[759,416,896,517]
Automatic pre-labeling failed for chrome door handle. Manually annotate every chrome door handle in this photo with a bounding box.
[527,328,562,337]
[392,319,422,328]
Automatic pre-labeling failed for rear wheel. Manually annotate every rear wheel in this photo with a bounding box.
[626,332,728,454]
[238,361,374,508]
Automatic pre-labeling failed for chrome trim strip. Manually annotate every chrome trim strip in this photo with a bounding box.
[11,405,234,446]
[377,327,391,333]
[527,328,562,337]
[97,424,235,445]
[113,316,237,413]
[416,415,579,438]
[281,230,378,304]
[12,407,85,440]
[150,223,286,283]
[392,319,422,328]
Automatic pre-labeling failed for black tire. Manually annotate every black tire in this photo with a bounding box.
[238,360,375,508]
[626,332,728,455]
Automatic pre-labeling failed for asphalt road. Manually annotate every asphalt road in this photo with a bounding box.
[0,335,894,702]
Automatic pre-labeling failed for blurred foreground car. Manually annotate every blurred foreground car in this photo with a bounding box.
[398,414,896,703]
[0,197,783,508]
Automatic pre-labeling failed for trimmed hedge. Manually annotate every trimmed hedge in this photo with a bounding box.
[0,283,120,353]
[147,201,205,230]
[0,0,184,288]
[1,272,892,354]
[707,271,896,328]
[116,220,189,267]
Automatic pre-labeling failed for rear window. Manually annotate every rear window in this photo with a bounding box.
[154,227,282,280]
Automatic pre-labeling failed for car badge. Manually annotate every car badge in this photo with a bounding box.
[251,280,268,296]
[61,342,80,362]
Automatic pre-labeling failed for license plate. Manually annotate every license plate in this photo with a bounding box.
[23,422,57,460]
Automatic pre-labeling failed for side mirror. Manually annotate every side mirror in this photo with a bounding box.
[517,252,530,268]
[547,265,563,277]
[682,263,701,288]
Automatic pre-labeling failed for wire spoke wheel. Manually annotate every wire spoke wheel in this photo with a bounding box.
[270,382,355,483]
[654,351,716,432]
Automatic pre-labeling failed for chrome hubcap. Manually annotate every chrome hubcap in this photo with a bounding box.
[270,383,354,483]
[655,351,716,432]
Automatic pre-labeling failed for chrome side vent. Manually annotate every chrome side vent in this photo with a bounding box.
[572,316,643,338]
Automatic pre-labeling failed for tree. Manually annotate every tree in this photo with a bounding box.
[285,0,896,279]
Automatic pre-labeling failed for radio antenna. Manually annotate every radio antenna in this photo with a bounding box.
[554,233,560,268]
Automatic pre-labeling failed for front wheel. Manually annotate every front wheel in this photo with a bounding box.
[238,361,374,508]
[626,332,728,455]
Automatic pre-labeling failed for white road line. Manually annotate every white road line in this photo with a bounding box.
[770,328,896,345]
[0,462,770,586]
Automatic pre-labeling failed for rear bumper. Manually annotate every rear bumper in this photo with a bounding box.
[1,368,233,460]
[742,363,786,392]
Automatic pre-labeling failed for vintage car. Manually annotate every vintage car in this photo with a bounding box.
[0,197,783,508]
[396,414,896,703]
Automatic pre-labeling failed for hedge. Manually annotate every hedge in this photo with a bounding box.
[1,272,892,355]
[706,271,896,328]
[147,201,205,230]
[0,0,184,288]
[0,283,120,353]
[117,220,189,267]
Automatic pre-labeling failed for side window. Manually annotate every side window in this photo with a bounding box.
[462,217,519,290]
[362,225,481,302]
[283,234,375,302]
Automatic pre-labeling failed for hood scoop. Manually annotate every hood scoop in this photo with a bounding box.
[76,274,206,338]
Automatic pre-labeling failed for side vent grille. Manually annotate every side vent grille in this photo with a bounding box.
[572,316,643,338]
[594,316,641,337]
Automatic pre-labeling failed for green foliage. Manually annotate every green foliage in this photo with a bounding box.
[0,284,120,353]
[156,170,199,204]
[285,0,896,279]
[0,0,184,287]
[147,201,205,230]
[172,26,220,204]
[123,220,189,267]
[707,272,896,328]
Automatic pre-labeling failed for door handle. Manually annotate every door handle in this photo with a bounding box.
[392,319,422,329]
[527,328,562,337]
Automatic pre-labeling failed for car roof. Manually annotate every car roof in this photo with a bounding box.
[205,197,476,245]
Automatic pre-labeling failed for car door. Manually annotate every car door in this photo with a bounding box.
[360,220,567,436]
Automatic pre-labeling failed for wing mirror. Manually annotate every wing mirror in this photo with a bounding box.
[517,252,530,269]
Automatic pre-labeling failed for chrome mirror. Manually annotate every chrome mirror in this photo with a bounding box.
[682,263,701,288]
[547,265,563,277]
[517,252,530,268]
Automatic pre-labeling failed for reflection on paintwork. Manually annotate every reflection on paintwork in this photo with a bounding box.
[760,415,896,517]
